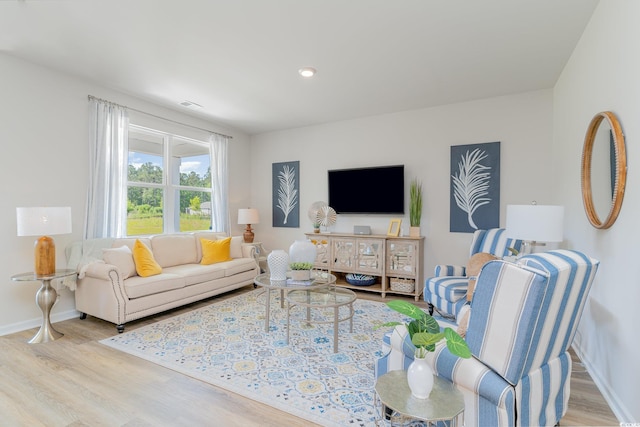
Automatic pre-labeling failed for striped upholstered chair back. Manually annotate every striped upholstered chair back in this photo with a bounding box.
[463,249,599,425]
[377,250,598,426]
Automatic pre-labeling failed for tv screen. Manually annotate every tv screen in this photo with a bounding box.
[328,165,404,214]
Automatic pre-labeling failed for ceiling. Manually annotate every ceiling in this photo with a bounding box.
[0,0,599,135]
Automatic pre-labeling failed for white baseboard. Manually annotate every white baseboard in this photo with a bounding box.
[0,309,80,337]
[572,342,629,423]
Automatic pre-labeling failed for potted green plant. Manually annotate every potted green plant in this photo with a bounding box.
[379,300,470,358]
[289,262,314,280]
[378,300,470,398]
[409,178,422,237]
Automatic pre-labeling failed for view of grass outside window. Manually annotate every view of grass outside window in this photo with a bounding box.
[127,126,212,235]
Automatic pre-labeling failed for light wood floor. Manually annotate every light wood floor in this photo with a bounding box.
[0,286,618,426]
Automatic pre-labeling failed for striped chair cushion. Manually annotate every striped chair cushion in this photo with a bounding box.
[469,228,522,258]
[425,276,468,301]
[434,264,466,277]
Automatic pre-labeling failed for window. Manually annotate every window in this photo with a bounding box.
[127,125,212,235]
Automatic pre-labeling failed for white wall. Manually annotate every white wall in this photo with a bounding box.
[0,53,252,335]
[554,0,640,422]
[250,89,554,275]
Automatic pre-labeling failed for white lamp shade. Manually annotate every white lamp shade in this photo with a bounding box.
[506,205,564,242]
[16,207,72,237]
[238,208,259,225]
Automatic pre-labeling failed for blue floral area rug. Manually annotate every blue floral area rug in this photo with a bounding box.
[100,289,404,426]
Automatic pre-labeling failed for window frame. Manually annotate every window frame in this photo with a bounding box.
[127,124,212,236]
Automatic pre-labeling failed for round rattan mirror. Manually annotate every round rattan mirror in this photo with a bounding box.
[581,111,627,229]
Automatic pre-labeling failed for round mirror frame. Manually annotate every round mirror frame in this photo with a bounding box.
[581,111,627,229]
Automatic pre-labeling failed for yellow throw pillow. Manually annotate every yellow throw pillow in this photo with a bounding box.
[132,239,162,277]
[200,237,232,265]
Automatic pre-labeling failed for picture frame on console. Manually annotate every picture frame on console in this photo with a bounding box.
[387,219,401,236]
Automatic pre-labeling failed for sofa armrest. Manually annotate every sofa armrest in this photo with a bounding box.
[75,262,129,325]
[434,264,466,277]
[241,244,256,259]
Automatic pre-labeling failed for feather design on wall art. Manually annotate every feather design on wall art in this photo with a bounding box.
[452,148,492,230]
[276,164,298,224]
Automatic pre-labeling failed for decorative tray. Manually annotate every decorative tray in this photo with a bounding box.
[345,273,376,286]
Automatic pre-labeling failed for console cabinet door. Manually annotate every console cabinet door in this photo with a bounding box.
[309,237,330,269]
[356,238,384,275]
[331,238,356,272]
[386,240,418,278]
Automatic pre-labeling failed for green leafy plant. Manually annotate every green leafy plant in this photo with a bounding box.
[377,300,471,359]
[410,179,423,227]
[289,262,314,270]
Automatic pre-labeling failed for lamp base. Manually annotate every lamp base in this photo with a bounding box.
[243,225,255,243]
[35,236,56,276]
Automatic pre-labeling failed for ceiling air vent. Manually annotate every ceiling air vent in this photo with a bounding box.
[179,100,203,110]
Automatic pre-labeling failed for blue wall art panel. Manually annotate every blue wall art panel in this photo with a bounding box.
[450,141,500,233]
[272,160,300,228]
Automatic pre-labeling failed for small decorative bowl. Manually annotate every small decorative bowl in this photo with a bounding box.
[345,273,376,286]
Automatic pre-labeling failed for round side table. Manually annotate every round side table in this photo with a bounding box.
[12,269,76,344]
[374,370,464,426]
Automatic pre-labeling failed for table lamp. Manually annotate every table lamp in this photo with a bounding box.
[505,203,564,255]
[238,208,259,243]
[17,207,72,276]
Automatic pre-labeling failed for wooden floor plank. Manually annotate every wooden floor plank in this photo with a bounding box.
[0,285,617,426]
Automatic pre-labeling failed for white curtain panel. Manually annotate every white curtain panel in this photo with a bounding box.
[85,98,129,239]
[209,133,230,233]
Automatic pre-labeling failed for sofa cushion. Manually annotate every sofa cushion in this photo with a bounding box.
[133,239,162,277]
[103,245,137,279]
[230,236,243,259]
[113,237,152,251]
[151,234,198,267]
[163,264,226,286]
[222,258,259,276]
[124,273,185,299]
[200,237,232,264]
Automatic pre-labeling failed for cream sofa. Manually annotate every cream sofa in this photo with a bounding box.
[73,232,259,332]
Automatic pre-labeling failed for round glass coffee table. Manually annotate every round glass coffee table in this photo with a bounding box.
[253,271,336,332]
[374,370,464,426]
[285,286,357,353]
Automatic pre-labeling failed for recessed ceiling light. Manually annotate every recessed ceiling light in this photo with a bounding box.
[298,67,317,78]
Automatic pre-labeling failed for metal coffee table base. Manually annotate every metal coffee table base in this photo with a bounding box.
[285,287,357,353]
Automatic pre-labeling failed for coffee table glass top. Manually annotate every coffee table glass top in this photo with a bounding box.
[253,271,336,290]
[286,286,356,307]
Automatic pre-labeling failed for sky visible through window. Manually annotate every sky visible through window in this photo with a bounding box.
[129,152,210,177]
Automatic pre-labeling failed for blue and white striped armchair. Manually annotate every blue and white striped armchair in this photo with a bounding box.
[424,228,522,319]
[376,250,599,427]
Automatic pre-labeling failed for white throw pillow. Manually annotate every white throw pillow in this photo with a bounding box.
[230,236,243,259]
[103,245,137,279]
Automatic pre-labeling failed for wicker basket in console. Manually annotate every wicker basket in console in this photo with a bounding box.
[389,277,415,293]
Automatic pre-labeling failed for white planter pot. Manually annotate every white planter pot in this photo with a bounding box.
[407,355,434,399]
[290,269,311,281]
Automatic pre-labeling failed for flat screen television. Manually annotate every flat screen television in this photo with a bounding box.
[328,165,404,214]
